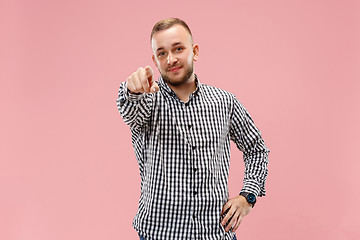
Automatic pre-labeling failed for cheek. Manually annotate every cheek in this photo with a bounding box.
[154,58,162,69]
[154,58,160,66]
[156,60,167,72]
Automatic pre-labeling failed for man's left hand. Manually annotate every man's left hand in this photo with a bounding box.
[220,195,252,232]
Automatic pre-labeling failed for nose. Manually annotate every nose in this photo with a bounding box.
[167,52,177,65]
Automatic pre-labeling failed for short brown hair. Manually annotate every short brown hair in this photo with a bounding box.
[150,17,193,43]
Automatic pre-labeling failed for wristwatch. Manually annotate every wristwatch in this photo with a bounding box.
[239,192,256,208]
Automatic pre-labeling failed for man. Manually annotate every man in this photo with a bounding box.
[117,18,269,240]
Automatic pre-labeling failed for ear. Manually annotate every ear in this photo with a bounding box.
[192,44,199,62]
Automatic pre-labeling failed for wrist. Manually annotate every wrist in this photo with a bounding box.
[239,192,256,208]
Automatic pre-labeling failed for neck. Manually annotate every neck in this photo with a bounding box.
[168,74,196,103]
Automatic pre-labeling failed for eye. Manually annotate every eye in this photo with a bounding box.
[175,47,183,52]
[158,52,165,57]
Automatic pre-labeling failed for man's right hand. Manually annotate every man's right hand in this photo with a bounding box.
[126,66,159,94]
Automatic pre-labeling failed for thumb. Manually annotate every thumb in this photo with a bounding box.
[150,81,159,93]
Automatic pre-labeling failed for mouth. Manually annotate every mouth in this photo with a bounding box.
[168,66,182,72]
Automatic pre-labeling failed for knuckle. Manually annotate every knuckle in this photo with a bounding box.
[141,76,147,83]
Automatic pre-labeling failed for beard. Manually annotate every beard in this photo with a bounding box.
[161,64,194,86]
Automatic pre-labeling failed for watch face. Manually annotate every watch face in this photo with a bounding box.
[247,193,256,203]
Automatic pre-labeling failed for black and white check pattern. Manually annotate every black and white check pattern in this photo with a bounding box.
[117,75,269,240]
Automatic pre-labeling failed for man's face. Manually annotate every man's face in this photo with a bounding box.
[151,24,199,86]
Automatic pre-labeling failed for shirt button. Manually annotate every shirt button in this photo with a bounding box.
[194,191,198,195]
[192,146,196,150]
[193,213,196,219]
[194,168,197,172]
[188,124,192,129]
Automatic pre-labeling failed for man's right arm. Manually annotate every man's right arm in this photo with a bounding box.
[116,66,159,131]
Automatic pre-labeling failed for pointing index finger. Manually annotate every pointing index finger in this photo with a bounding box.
[145,66,153,82]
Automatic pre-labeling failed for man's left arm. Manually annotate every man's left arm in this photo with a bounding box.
[221,95,270,232]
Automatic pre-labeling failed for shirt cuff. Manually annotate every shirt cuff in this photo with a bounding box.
[240,179,262,197]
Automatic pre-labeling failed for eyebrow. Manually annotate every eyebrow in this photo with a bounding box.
[156,42,183,52]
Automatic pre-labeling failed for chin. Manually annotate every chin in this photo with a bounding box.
[164,75,187,86]
[165,70,193,86]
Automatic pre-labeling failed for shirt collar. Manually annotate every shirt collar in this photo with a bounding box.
[157,74,202,99]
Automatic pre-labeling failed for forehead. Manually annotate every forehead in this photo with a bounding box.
[151,24,192,52]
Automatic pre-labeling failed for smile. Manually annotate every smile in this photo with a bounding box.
[168,66,182,72]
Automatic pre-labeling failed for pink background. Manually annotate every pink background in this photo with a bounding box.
[1,0,359,239]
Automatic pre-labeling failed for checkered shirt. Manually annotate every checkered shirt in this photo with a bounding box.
[116,75,269,240]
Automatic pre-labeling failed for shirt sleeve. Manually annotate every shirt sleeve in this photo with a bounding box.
[116,81,154,131]
[229,96,270,197]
